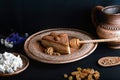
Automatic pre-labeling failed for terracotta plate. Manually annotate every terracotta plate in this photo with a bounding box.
[0,53,29,77]
[24,28,98,64]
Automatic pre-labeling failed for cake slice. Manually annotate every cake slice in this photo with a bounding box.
[40,32,71,54]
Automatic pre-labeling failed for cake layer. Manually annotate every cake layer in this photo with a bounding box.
[42,33,69,46]
[41,39,70,54]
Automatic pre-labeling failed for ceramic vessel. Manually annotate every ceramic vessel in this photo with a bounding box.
[92,5,120,49]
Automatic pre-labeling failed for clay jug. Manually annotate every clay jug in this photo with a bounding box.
[92,5,120,49]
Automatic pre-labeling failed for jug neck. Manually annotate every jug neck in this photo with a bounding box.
[102,13,120,25]
[102,5,120,25]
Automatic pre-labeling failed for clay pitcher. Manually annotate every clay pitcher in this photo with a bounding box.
[92,5,120,49]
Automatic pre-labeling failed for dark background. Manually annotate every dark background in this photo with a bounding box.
[0,0,120,34]
[0,0,120,80]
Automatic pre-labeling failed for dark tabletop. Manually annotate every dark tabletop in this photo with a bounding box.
[0,34,120,80]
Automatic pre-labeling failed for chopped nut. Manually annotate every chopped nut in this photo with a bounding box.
[100,58,120,65]
[44,47,61,56]
[54,36,60,41]
[53,52,61,56]
[49,32,58,37]
[45,47,54,55]
[59,33,66,37]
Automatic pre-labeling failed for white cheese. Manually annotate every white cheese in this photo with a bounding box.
[0,52,23,73]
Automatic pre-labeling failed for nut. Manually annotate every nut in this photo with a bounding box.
[44,47,61,56]
[53,52,61,56]
[58,33,67,37]
[45,47,54,55]
[54,36,60,41]
[49,32,58,37]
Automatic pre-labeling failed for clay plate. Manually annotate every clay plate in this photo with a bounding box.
[0,53,29,77]
[24,28,98,64]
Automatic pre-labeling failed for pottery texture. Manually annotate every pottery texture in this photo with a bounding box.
[92,5,120,49]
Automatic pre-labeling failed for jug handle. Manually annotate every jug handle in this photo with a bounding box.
[91,6,104,28]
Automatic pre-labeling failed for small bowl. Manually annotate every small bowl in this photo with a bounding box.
[0,53,29,77]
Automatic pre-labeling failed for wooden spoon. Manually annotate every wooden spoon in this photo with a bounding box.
[98,56,120,67]
[69,37,119,48]
[78,37,119,43]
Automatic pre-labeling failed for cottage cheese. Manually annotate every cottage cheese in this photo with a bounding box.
[0,52,23,73]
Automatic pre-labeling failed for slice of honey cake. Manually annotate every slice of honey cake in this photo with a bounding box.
[41,32,71,54]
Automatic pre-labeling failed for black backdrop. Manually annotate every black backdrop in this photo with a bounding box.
[0,0,120,34]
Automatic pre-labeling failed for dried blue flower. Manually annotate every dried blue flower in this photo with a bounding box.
[0,33,28,48]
